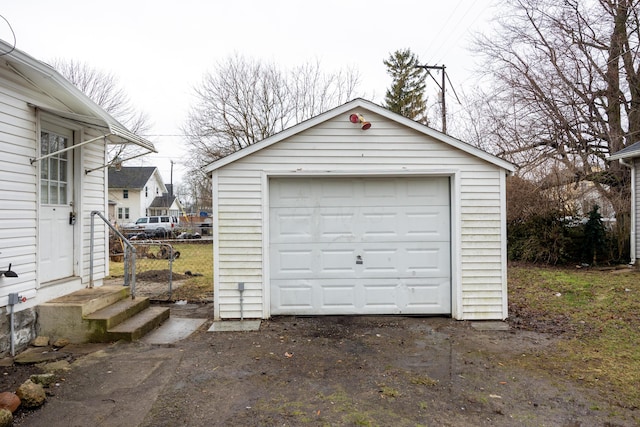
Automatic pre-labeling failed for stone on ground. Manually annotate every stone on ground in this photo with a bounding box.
[16,380,46,408]
[0,392,19,413]
[0,408,12,427]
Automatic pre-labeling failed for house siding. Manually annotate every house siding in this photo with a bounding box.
[80,127,108,282]
[0,82,38,301]
[1,69,109,298]
[635,159,639,263]
[213,110,509,320]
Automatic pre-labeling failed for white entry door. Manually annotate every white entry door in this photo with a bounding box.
[269,177,451,315]
[39,125,75,283]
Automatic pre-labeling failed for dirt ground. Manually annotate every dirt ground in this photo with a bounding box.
[6,308,638,426]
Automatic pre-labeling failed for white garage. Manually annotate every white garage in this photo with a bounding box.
[206,99,516,321]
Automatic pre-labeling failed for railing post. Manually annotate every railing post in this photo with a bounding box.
[90,210,137,299]
[89,212,95,288]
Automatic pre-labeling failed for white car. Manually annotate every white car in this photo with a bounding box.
[129,216,179,237]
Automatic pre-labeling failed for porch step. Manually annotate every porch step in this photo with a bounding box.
[37,285,170,343]
[106,306,170,342]
[85,297,151,330]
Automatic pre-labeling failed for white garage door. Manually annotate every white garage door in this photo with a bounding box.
[269,177,451,315]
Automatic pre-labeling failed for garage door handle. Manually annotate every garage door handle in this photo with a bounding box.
[356,255,363,265]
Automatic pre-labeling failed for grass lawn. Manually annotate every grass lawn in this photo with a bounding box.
[109,241,213,301]
[508,263,640,409]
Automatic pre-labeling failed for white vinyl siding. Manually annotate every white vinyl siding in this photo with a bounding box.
[80,127,108,282]
[634,159,639,262]
[1,67,109,304]
[0,83,38,300]
[213,109,509,320]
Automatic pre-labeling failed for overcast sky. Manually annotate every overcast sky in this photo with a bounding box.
[1,0,496,185]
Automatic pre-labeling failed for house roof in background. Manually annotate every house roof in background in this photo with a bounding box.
[149,194,177,208]
[608,141,640,161]
[108,166,158,189]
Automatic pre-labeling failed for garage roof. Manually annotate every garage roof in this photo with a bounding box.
[205,98,516,174]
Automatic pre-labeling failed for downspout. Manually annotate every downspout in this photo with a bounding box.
[619,158,636,265]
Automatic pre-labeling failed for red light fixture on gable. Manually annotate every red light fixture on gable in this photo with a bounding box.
[349,113,371,130]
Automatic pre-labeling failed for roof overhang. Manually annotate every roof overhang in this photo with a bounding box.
[608,141,640,162]
[32,104,156,153]
[1,39,156,171]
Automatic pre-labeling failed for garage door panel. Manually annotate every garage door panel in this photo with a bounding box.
[320,249,358,273]
[404,279,451,311]
[275,249,314,274]
[406,178,450,205]
[271,206,450,243]
[403,209,449,239]
[319,180,357,205]
[270,177,451,315]
[271,211,314,242]
[320,212,356,240]
[322,285,357,309]
[359,242,449,277]
[271,281,314,311]
[271,279,451,315]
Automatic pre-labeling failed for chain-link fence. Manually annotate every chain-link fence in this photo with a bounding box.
[109,232,213,302]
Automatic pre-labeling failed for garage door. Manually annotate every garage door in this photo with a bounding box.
[269,177,451,315]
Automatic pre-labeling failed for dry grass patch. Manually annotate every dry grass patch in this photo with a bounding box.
[508,264,640,408]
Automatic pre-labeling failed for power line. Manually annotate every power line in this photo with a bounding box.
[0,14,16,57]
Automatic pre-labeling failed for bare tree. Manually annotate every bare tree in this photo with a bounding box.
[176,169,212,214]
[183,54,362,169]
[51,58,152,161]
[472,0,640,259]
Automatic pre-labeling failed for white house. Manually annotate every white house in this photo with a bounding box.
[0,39,155,353]
[205,99,516,321]
[108,166,167,223]
[609,142,640,265]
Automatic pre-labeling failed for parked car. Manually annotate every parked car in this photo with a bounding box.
[127,215,179,237]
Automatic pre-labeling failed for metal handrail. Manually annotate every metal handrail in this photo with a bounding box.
[90,211,137,298]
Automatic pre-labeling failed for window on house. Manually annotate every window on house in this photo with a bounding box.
[118,208,123,219]
[40,128,71,205]
[123,189,129,199]
[145,186,148,197]
[124,207,130,219]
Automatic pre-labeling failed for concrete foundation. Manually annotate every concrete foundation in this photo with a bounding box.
[0,307,37,356]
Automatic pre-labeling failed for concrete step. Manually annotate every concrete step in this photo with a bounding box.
[37,286,170,344]
[85,297,151,330]
[106,306,171,342]
[42,285,130,316]
[38,286,131,343]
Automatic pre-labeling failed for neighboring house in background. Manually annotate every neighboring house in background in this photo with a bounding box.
[609,142,640,265]
[205,98,516,322]
[538,167,616,220]
[0,39,155,354]
[148,184,184,218]
[108,166,166,223]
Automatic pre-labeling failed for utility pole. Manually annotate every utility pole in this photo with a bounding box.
[415,64,446,134]
[170,160,174,198]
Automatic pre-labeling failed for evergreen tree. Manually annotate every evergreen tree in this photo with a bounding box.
[584,205,606,265]
[383,49,427,123]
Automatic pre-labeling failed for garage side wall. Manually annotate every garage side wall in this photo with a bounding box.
[213,111,507,320]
